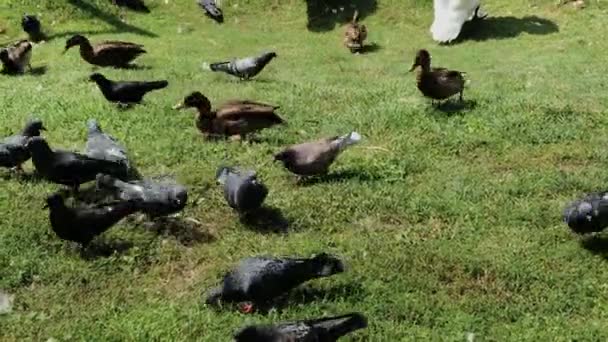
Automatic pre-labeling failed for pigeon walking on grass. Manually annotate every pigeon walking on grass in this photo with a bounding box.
[216,166,268,213]
[96,174,188,218]
[205,253,345,313]
[198,0,223,23]
[28,137,128,191]
[0,119,45,172]
[84,119,130,174]
[234,312,368,342]
[45,192,140,248]
[274,132,361,177]
[89,73,168,105]
[204,52,277,80]
[563,191,608,234]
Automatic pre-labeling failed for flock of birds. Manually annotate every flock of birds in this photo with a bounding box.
[0,0,598,340]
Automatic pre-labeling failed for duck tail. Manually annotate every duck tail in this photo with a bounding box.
[334,131,362,151]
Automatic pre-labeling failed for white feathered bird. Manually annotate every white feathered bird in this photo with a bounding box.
[430,0,487,43]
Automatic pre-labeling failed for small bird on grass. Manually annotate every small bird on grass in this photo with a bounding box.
[234,312,368,342]
[205,253,345,313]
[216,166,268,214]
[0,118,45,173]
[96,174,188,218]
[204,51,277,80]
[344,10,368,53]
[198,0,223,23]
[89,73,168,106]
[28,137,128,192]
[45,192,140,249]
[409,49,467,106]
[0,40,32,74]
[21,15,47,43]
[563,191,608,234]
[84,119,131,175]
[274,132,362,177]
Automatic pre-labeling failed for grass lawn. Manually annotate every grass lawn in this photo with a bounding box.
[2,0,608,340]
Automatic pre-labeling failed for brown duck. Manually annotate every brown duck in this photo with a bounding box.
[344,10,367,53]
[0,40,32,74]
[172,91,284,139]
[63,34,146,68]
[409,49,466,105]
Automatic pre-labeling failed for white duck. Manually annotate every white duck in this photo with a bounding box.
[430,0,488,43]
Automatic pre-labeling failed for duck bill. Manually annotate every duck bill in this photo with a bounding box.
[172,101,186,110]
[61,47,69,55]
[408,64,416,72]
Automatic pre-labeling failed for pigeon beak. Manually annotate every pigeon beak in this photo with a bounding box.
[172,101,186,110]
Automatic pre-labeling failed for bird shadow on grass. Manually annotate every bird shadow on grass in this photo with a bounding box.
[298,169,383,187]
[81,238,134,259]
[458,16,559,43]
[239,206,290,234]
[580,235,608,259]
[67,0,157,37]
[305,0,378,32]
[425,100,477,116]
[139,216,216,247]
[358,42,381,54]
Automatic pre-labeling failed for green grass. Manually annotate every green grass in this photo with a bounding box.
[2,0,608,340]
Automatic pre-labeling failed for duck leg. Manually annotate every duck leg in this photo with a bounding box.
[459,90,464,103]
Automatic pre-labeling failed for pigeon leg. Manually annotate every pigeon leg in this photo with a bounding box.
[459,91,464,103]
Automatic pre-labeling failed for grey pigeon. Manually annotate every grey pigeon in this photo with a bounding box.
[96,174,187,218]
[45,192,140,247]
[205,52,277,80]
[563,191,608,234]
[198,0,223,23]
[274,132,361,176]
[216,166,268,213]
[205,253,345,312]
[27,137,128,191]
[234,312,368,342]
[89,73,168,105]
[84,119,130,174]
[0,119,45,172]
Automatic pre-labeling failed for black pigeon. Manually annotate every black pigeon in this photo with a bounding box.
[45,192,140,247]
[111,0,150,13]
[234,312,368,342]
[0,119,45,172]
[563,191,608,234]
[27,137,128,191]
[84,119,130,174]
[89,73,168,105]
[205,52,277,80]
[197,0,223,23]
[96,174,188,218]
[21,15,46,42]
[205,253,345,312]
[216,166,268,213]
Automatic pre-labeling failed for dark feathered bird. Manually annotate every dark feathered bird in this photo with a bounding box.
[173,91,284,139]
[205,253,345,312]
[0,40,32,74]
[563,191,608,234]
[89,73,168,105]
[274,132,361,177]
[205,52,277,80]
[111,0,150,13]
[198,0,224,23]
[234,312,368,342]
[96,174,188,218]
[45,192,140,247]
[216,166,268,213]
[27,137,128,191]
[0,119,45,172]
[21,15,46,42]
[84,119,130,174]
[64,35,146,68]
[409,49,467,105]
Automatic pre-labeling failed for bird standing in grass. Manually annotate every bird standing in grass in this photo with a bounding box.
[563,191,608,234]
[89,73,168,106]
[198,0,223,23]
[274,132,362,177]
[409,49,467,105]
[28,137,128,192]
[64,35,146,68]
[204,51,277,80]
[21,15,47,43]
[205,253,345,313]
[0,119,45,173]
[45,192,140,249]
[344,10,368,53]
[216,166,268,213]
[0,40,32,74]
[84,119,131,175]
[234,312,368,342]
